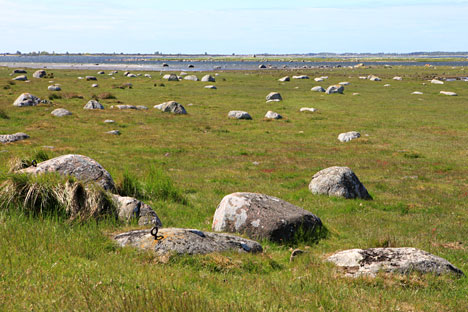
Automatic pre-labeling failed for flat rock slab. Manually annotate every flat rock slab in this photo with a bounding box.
[327,247,464,277]
[12,75,28,81]
[114,228,263,255]
[338,131,360,142]
[112,194,162,226]
[300,107,317,113]
[19,154,116,191]
[440,91,457,96]
[13,93,40,107]
[309,166,372,199]
[228,111,252,120]
[292,75,309,79]
[212,192,323,243]
[0,132,29,144]
[51,108,72,117]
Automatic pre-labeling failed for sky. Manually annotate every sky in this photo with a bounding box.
[0,0,467,54]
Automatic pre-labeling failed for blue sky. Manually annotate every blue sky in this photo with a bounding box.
[0,0,467,54]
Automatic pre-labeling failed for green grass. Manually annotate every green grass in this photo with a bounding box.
[0,65,468,311]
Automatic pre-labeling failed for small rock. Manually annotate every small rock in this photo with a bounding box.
[339,82,350,85]
[411,91,423,95]
[278,76,290,82]
[154,101,187,114]
[12,75,28,81]
[431,79,444,85]
[13,93,40,107]
[97,71,105,74]
[384,84,391,87]
[51,108,72,117]
[136,105,148,110]
[84,100,104,110]
[338,131,360,142]
[258,64,267,69]
[368,75,381,81]
[314,78,324,82]
[393,76,402,81]
[48,85,61,91]
[33,70,46,78]
[326,85,344,94]
[300,107,317,113]
[309,166,372,199]
[204,85,217,89]
[266,92,282,101]
[290,249,305,262]
[353,93,360,96]
[104,120,115,123]
[91,84,99,88]
[440,91,457,96]
[86,76,97,81]
[311,86,325,92]
[228,111,252,120]
[184,75,199,81]
[264,111,282,119]
[107,130,120,135]
[112,194,162,226]
[13,69,27,74]
[201,74,216,82]
[163,74,178,81]
[292,75,309,79]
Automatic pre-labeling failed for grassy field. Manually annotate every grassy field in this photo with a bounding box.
[0,65,467,311]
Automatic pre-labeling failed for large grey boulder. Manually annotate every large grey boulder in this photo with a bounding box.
[311,86,325,92]
[154,101,187,114]
[51,108,72,117]
[228,111,252,120]
[33,70,46,78]
[264,111,282,119]
[12,75,28,81]
[48,85,61,91]
[326,85,344,94]
[338,131,360,142]
[201,74,215,82]
[0,132,29,144]
[184,75,199,81]
[266,92,282,101]
[112,194,162,226]
[13,93,40,107]
[19,154,116,191]
[212,192,323,243]
[83,100,104,110]
[114,228,263,256]
[327,248,464,277]
[309,166,371,199]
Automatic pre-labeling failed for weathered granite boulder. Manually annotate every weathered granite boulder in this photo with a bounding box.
[114,228,263,255]
[20,154,116,191]
[13,93,40,107]
[48,85,61,91]
[201,74,216,82]
[33,70,46,78]
[12,75,28,81]
[13,69,27,74]
[327,248,464,277]
[264,111,282,119]
[114,105,137,110]
[0,132,29,144]
[278,76,290,82]
[184,75,199,81]
[309,166,371,199]
[228,111,252,120]
[338,131,361,143]
[266,92,282,101]
[292,75,309,79]
[51,108,72,117]
[163,74,178,81]
[112,194,162,226]
[440,91,457,96]
[86,76,97,81]
[311,86,325,92]
[212,192,323,243]
[154,101,187,114]
[83,100,104,110]
[326,85,344,94]
[431,79,444,85]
